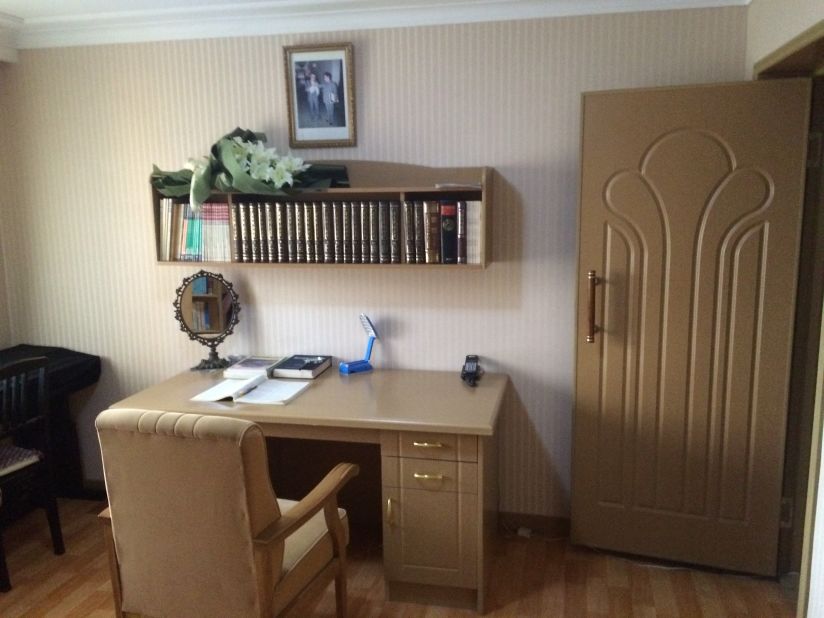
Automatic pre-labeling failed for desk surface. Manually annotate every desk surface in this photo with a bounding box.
[111,368,508,436]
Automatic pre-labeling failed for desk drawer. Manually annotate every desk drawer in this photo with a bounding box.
[381,432,477,462]
[382,457,478,494]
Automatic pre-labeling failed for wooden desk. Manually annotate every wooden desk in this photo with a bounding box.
[111,368,508,613]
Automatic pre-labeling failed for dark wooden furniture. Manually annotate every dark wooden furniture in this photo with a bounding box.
[0,357,65,590]
[0,345,102,498]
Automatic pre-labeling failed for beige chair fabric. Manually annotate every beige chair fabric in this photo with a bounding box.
[96,408,349,618]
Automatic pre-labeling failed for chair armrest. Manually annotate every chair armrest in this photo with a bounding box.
[254,462,359,546]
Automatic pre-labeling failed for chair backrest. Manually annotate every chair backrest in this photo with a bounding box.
[0,357,49,443]
[96,409,283,618]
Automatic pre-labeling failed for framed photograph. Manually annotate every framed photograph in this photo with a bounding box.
[284,42,356,148]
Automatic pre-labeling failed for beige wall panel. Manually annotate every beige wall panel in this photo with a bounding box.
[0,8,746,516]
[746,0,824,74]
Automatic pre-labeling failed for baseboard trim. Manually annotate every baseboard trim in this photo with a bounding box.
[499,511,570,539]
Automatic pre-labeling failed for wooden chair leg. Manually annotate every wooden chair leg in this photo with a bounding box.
[0,531,10,592]
[334,568,347,618]
[44,494,65,555]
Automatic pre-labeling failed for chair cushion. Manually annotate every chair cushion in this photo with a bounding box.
[272,498,348,615]
[0,444,41,477]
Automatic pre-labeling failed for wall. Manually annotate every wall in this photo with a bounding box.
[0,62,13,349]
[0,7,747,518]
[746,0,824,73]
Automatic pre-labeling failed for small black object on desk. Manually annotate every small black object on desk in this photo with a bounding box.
[0,344,102,498]
[461,354,482,387]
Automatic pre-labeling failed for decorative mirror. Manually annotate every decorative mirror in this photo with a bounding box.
[173,270,241,370]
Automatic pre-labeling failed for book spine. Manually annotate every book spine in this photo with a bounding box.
[378,201,390,264]
[265,203,276,262]
[440,201,458,264]
[466,200,482,265]
[423,201,441,264]
[351,202,362,264]
[457,200,467,264]
[322,202,334,263]
[390,201,401,264]
[286,202,297,263]
[239,203,251,263]
[230,203,241,262]
[276,203,287,262]
[295,201,306,263]
[303,202,315,263]
[313,202,324,263]
[403,200,415,264]
[333,201,344,263]
[249,203,260,263]
[414,201,425,264]
[360,201,371,263]
[369,202,380,263]
[257,203,268,262]
[342,202,353,263]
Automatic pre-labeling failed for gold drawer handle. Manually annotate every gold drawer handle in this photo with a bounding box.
[413,473,445,481]
[412,441,444,448]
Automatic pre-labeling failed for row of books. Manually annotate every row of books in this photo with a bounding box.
[158,199,232,262]
[158,198,481,264]
[190,300,218,333]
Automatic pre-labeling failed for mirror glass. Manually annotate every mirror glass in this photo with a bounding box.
[173,270,241,369]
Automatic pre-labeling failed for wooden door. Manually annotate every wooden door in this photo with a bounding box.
[572,79,811,576]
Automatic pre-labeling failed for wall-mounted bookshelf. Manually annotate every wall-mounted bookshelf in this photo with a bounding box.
[151,160,492,269]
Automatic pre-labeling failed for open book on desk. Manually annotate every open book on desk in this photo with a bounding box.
[191,374,310,405]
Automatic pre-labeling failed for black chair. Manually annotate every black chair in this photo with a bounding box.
[0,357,64,591]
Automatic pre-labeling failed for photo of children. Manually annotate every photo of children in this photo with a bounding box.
[293,59,344,128]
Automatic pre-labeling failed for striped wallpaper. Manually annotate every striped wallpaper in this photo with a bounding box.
[0,7,747,518]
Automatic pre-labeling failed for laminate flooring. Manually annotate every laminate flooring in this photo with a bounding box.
[0,500,797,617]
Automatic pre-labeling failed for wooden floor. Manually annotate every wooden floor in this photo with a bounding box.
[0,499,797,617]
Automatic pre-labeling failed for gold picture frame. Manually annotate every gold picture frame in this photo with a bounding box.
[284,42,356,148]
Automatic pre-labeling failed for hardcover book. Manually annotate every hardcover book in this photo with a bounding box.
[270,355,332,379]
[223,356,281,379]
[333,202,344,263]
[313,202,324,263]
[351,202,362,263]
[378,201,390,264]
[403,200,416,264]
[423,201,441,264]
[295,200,306,263]
[389,201,401,264]
[286,202,297,263]
[303,202,315,263]
[239,203,251,263]
[249,203,260,263]
[342,202,352,263]
[360,201,371,263]
[322,202,334,263]
[230,203,242,262]
[265,203,276,263]
[457,201,467,264]
[440,201,458,264]
[256,203,268,262]
[414,201,425,264]
[369,202,380,264]
[276,202,288,262]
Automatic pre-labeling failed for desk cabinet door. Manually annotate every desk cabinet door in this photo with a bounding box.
[383,485,478,588]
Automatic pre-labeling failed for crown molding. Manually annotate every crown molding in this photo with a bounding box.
[12,0,750,50]
[0,11,20,61]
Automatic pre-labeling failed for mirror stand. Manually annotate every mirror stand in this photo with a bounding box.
[173,270,241,370]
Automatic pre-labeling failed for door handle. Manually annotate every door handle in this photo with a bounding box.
[586,270,601,343]
[385,497,396,527]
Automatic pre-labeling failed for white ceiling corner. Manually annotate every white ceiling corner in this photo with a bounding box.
[0,0,751,50]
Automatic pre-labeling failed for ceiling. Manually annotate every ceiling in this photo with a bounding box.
[0,0,749,58]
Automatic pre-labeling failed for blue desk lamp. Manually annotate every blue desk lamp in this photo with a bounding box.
[339,314,378,375]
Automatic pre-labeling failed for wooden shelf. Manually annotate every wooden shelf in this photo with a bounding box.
[152,160,492,268]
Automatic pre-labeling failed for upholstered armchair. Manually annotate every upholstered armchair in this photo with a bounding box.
[95,409,358,617]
